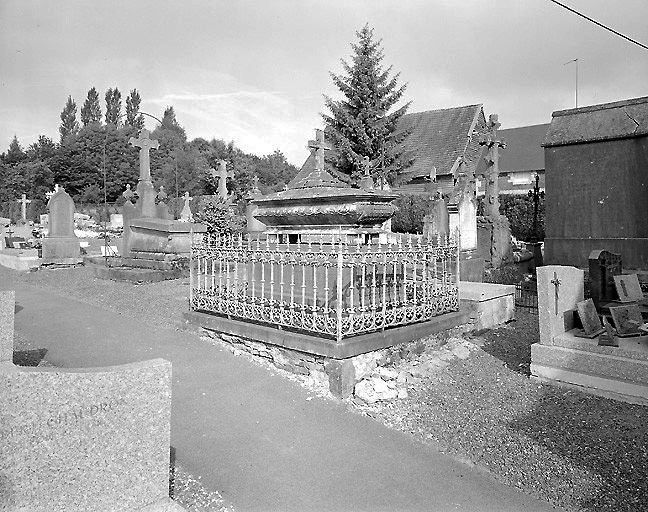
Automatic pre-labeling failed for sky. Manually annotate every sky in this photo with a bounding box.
[1,0,647,165]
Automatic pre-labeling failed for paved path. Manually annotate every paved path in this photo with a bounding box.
[2,276,562,512]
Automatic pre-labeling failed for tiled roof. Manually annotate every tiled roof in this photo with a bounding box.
[544,95,648,147]
[498,123,550,172]
[397,105,485,181]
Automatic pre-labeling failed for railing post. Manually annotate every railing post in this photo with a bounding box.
[189,225,194,310]
[336,247,344,343]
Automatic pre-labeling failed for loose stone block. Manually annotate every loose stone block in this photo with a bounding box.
[537,265,584,345]
[325,359,356,398]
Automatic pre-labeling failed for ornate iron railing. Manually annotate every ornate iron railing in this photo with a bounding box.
[189,233,460,342]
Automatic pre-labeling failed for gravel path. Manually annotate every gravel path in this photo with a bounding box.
[5,265,647,511]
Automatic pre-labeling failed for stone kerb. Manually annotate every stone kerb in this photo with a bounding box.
[0,294,183,511]
[0,290,14,363]
[537,265,584,346]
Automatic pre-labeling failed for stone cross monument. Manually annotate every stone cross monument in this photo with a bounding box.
[129,128,159,217]
[16,194,31,223]
[479,114,506,218]
[179,192,193,222]
[359,156,374,190]
[211,160,233,201]
[307,129,333,172]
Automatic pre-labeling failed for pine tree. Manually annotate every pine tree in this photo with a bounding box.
[125,89,144,129]
[59,95,79,141]
[322,25,411,184]
[104,87,122,126]
[4,135,26,165]
[80,87,102,126]
[160,106,187,140]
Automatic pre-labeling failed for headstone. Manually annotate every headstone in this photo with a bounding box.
[575,298,603,337]
[613,274,644,303]
[588,249,622,308]
[39,213,49,226]
[246,176,266,234]
[179,192,193,222]
[45,184,60,201]
[41,187,81,262]
[0,292,184,511]
[109,213,123,229]
[610,304,644,336]
[457,194,477,250]
[537,265,585,345]
[423,194,449,239]
[16,193,32,223]
[121,184,139,258]
[129,128,159,218]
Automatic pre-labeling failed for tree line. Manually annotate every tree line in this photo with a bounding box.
[0,87,299,221]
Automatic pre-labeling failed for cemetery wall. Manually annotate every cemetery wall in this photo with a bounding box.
[544,136,648,269]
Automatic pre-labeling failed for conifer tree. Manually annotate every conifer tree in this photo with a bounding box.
[80,87,102,126]
[322,25,411,184]
[125,89,144,130]
[59,95,79,141]
[4,135,26,165]
[104,87,122,126]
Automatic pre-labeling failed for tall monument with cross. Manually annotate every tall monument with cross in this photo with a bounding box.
[129,128,159,218]
[309,129,334,173]
[479,114,506,218]
[210,160,233,201]
[16,194,31,223]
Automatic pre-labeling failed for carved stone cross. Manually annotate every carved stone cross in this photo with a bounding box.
[361,156,371,177]
[550,272,561,316]
[211,160,233,201]
[129,128,159,183]
[16,194,31,222]
[307,129,333,172]
[478,114,506,217]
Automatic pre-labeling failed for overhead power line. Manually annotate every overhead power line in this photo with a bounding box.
[548,0,648,51]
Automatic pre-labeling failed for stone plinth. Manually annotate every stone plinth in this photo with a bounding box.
[41,237,81,264]
[459,281,515,330]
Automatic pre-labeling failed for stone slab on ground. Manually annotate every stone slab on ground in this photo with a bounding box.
[459,281,515,330]
[86,261,183,283]
[0,249,40,271]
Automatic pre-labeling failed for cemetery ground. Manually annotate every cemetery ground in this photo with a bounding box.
[2,265,646,512]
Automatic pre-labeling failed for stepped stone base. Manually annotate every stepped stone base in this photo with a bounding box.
[531,331,648,405]
[41,236,81,264]
[0,249,40,271]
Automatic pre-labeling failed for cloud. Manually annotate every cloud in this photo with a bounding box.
[145,89,318,165]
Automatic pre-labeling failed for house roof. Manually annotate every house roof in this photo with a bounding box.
[544,95,648,147]
[397,104,486,181]
[498,123,549,172]
[291,104,488,187]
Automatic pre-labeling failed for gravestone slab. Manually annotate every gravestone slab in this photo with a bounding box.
[41,187,81,263]
[0,293,183,511]
[588,249,621,307]
[614,274,644,303]
[610,304,644,337]
[537,265,585,345]
[576,298,603,337]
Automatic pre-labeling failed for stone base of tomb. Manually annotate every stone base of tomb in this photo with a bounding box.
[531,330,648,405]
[85,256,183,283]
[459,249,484,282]
[41,236,82,264]
[0,249,41,271]
[459,281,515,331]
[182,307,472,398]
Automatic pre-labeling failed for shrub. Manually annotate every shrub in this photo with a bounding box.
[498,195,545,242]
[391,194,432,233]
[193,197,245,236]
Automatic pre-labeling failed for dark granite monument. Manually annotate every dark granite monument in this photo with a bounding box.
[544,96,648,269]
[588,249,622,308]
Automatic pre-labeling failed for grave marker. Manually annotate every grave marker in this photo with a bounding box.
[537,265,584,345]
[613,274,645,303]
[588,249,622,308]
[16,193,31,223]
[610,304,644,337]
[575,298,603,337]
[0,291,184,511]
[41,187,81,263]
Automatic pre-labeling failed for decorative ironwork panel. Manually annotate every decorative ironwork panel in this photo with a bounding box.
[190,233,460,341]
